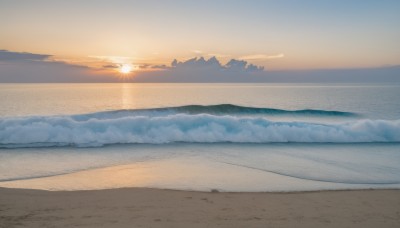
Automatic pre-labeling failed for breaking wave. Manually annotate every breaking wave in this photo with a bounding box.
[0,109,399,148]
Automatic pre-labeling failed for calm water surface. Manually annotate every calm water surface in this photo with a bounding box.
[1,83,399,119]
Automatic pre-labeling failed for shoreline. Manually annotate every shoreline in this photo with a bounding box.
[2,155,400,192]
[1,187,399,227]
[1,185,400,193]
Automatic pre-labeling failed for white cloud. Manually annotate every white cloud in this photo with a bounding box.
[239,53,284,60]
[191,50,203,54]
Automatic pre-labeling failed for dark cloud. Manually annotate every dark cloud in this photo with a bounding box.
[170,56,264,72]
[0,50,51,62]
[0,50,113,82]
[246,64,265,72]
[225,59,247,70]
[173,56,222,69]
[225,59,264,72]
[131,56,266,82]
[151,64,170,69]
[138,64,150,69]
[102,64,119,69]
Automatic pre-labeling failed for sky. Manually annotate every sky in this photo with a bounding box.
[0,0,399,82]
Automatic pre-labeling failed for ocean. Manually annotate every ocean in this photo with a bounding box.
[0,83,400,191]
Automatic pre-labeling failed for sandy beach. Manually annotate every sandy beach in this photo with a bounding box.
[1,188,399,228]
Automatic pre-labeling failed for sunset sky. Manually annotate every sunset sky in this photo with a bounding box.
[1,0,399,82]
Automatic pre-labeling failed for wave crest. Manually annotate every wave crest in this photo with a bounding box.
[0,113,399,148]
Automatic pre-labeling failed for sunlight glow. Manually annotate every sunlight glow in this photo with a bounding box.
[119,64,132,74]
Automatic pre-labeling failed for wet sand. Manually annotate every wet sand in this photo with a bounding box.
[1,188,399,228]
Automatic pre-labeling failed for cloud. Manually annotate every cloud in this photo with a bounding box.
[172,56,222,69]
[151,64,170,69]
[0,50,51,62]
[1,50,399,83]
[0,50,114,82]
[131,56,266,82]
[225,59,264,72]
[239,53,284,60]
[191,50,203,54]
[102,64,119,69]
[138,64,150,69]
[0,50,88,69]
[170,56,263,72]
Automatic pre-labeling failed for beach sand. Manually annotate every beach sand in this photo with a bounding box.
[0,188,399,228]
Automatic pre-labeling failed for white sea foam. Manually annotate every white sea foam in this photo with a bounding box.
[1,113,399,147]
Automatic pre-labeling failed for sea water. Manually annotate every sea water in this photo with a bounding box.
[0,83,399,191]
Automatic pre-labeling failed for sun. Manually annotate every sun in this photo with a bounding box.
[119,64,132,74]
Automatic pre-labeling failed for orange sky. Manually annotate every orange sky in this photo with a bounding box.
[1,0,399,74]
